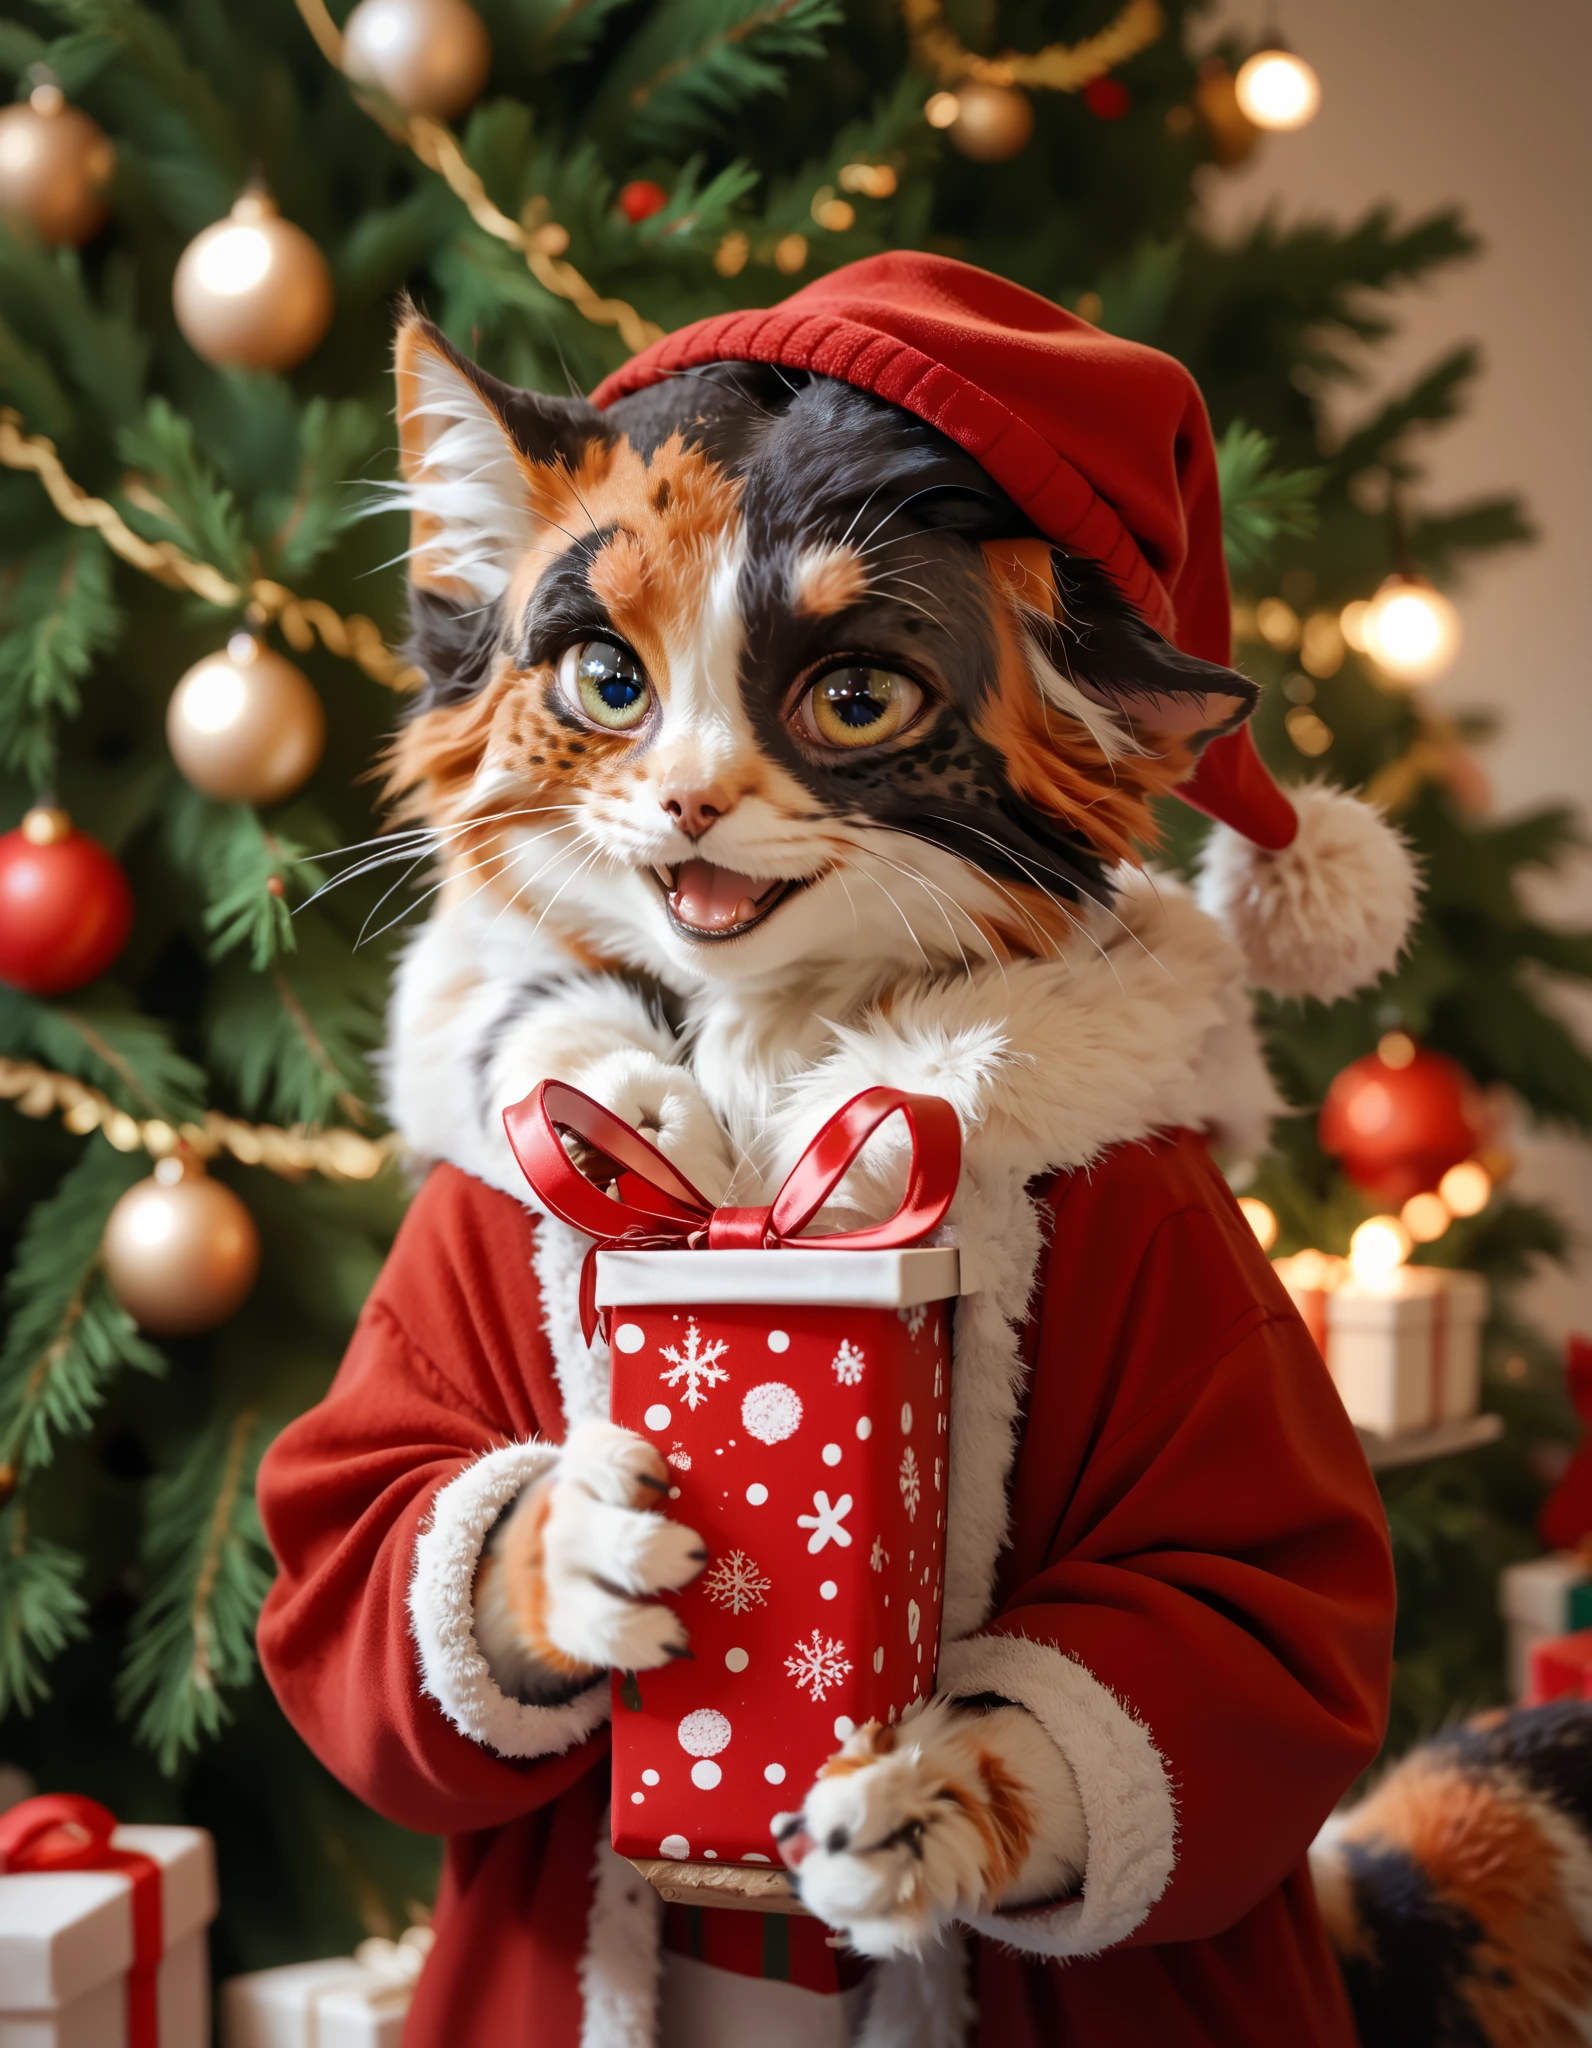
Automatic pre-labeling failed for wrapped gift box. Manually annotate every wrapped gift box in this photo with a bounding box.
[0,1814,215,2048]
[1499,1553,1592,1697]
[602,1244,957,1891]
[220,1930,433,2048]
[502,1076,964,1909]
[1525,1627,1592,1706]
[1274,1258,1487,1437]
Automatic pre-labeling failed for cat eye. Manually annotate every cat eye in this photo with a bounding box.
[796,666,923,752]
[560,639,653,733]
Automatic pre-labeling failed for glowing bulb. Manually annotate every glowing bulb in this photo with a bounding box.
[1339,599,1371,653]
[1238,1197,1279,1251]
[1377,1030,1416,1070]
[1400,1192,1451,1244]
[1438,1160,1492,1217]
[1349,1215,1411,1284]
[1234,49,1321,131]
[192,222,274,297]
[1361,576,1462,684]
[925,92,961,129]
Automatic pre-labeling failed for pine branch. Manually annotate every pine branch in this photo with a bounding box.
[0,1507,89,1717]
[1216,420,1324,578]
[259,399,384,581]
[118,399,252,588]
[0,308,76,444]
[0,986,209,1123]
[116,1407,274,1772]
[0,1143,163,1480]
[204,913,384,1128]
[599,0,845,153]
[0,231,148,435]
[0,530,121,786]
[1331,346,1482,481]
[164,785,330,968]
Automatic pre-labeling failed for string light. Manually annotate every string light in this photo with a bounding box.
[1349,1214,1411,1284]
[924,91,961,127]
[1438,1160,1492,1217]
[1400,1192,1451,1244]
[1238,1196,1279,1251]
[1361,574,1462,684]
[1234,48,1321,131]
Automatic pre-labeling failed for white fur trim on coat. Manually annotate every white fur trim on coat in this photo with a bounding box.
[940,1633,1177,1957]
[580,1809,663,2048]
[409,1440,611,1759]
[1196,781,1417,1004]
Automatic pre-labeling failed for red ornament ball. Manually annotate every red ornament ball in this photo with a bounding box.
[1083,77,1132,120]
[1318,1038,1485,1207]
[0,808,133,996]
[617,179,669,225]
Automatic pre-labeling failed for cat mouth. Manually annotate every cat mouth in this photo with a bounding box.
[654,859,810,941]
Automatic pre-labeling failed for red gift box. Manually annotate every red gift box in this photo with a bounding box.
[505,1081,963,1907]
[1526,1627,1592,1705]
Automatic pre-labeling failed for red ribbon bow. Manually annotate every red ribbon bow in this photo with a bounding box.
[503,1080,961,1346]
[0,1793,164,2047]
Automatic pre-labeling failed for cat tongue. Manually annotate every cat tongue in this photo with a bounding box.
[670,859,775,932]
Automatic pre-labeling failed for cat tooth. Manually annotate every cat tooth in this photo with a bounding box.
[653,863,675,891]
[734,897,758,923]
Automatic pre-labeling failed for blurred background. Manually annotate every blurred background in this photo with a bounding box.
[0,0,1588,2006]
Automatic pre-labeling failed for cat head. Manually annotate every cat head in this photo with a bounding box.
[384,310,1258,985]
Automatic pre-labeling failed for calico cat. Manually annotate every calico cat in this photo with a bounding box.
[386,304,1232,1955]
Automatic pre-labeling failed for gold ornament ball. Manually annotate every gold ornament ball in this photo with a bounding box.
[342,0,492,120]
[172,192,333,373]
[167,632,326,806]
[0,84,115,246]
[103,1159,260,1339]
[947,82,1034,163]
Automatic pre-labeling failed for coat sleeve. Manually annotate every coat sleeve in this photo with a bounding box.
[255,1165,610,1837]
[939,1135,1395,1960]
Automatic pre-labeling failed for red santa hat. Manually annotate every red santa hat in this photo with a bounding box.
[593,253,1415,1003]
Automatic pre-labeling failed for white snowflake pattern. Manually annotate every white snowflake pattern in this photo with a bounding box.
[658,1319,730,1411]
[702,1548,771,1615]
[934,1454,942,1494]
[797,1490,853,1554]
[785,1629,853,1702]
[899,1446,921,1520]
[869,1536,887,1573]
[897,1303,928,1338]
[933,1358,943,1399]
[830,1338,865,1386]
[667,1441,692,1472]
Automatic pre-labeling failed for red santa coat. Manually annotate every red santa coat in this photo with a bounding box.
[257,1111,1392,2046]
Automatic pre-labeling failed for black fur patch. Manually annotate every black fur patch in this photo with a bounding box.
[1336,1839,1491,2048]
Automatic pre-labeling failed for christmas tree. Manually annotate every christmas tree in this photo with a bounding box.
[0,0,1586,1975]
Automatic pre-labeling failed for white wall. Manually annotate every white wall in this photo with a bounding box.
[1203,0,1592,1336]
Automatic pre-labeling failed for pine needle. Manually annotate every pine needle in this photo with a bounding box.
[116,1407,275,1773]
[1216,419,1324,577]
[0,1508,89,1716]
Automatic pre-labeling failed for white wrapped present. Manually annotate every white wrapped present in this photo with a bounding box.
[1275,1258,1487,1437]
[220,1928,433,2048]
[1500,1552,1592,1698]
[0,1800,215,2048]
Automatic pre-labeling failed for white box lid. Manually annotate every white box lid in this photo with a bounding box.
[1500,1553,1590,1627]
[1329,1267,1488,1329]
[0,1824,216,2012]
[594,1244,960,1309]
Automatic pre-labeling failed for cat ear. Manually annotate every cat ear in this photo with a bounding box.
[393,308,610,608]
[986,539,1257,754]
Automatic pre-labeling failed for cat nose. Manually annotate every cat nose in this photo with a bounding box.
[660,785,731,838]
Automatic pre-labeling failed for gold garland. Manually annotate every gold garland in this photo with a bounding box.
[294,0,664,356]
[0,411,421,692]
[900,0,1165,91]
[0,1055,399,1183]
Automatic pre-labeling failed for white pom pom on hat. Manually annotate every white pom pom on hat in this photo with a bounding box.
[1185,732,1419,1003]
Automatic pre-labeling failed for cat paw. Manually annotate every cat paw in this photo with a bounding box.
[578,1049,735,1204]
[773,1710,998,1957]
[486,1420,705,1678]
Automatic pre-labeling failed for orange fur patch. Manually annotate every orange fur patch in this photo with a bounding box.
[792,542,868,618]
[494,1482,593,1679]
[1345,1756,1592,2045]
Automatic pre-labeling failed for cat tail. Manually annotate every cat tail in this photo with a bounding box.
[1312,1699,1592,2047]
